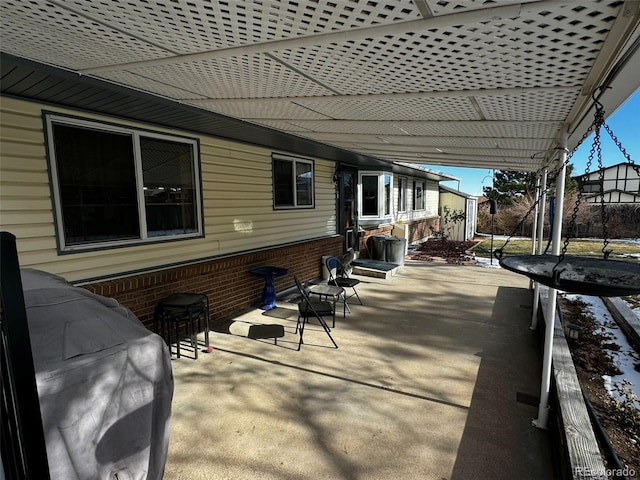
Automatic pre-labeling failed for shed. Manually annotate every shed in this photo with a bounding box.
[438,185,478,242]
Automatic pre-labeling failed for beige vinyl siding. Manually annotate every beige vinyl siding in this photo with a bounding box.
[424,180,439,217]
[395,177,439,223]
[0,99,57,260]
[440,191,466,213]
[0,96,336,282]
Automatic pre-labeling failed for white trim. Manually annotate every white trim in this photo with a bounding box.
[358,171,393,222]
[398,176,408,213]
[132,133,147,237]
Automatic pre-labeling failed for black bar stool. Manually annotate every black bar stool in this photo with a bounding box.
[154,293,210,359]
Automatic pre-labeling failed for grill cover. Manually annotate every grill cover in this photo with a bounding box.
[21,269,173,480]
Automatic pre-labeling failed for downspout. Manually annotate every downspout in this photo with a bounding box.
[533,133,567,430]
[531,167,548,330]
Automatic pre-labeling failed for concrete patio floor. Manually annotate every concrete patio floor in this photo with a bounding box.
[163,260,554,480]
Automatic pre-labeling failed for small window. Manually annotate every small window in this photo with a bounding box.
[45,114,202,251]
[359,171,393,220]
[272,154,314,209]
[414,180,425,210]
[361,174,379,216]
[581,179,601,193]
[398,177,407,212]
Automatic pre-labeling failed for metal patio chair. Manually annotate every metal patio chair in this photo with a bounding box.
[325,250,363,313]
[293,277,338,351]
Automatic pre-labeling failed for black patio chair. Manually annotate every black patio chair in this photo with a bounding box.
[326,250,363,313]
[293,277,338,351]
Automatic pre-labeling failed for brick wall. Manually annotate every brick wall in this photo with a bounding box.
[81,236,343,331]
[407,217,440,244]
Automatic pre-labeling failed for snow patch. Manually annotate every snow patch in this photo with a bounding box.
[475,256,502,269]
[566,294,640,409]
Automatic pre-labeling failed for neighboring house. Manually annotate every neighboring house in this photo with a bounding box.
[571,162,639,238]
[438,185,478,242]
[574,162,640,204]
[0,58,454,329]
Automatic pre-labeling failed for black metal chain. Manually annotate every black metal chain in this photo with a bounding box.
[492,134,590,260]
[597,129,611,259]
[494,88,637,262]
[558,101,604,264]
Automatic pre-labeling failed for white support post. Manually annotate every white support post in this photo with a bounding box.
[531,175,541,256]
[536,168,548,257]
[533,140,567,430]
[529,175,540,290]
[530,168,548,330]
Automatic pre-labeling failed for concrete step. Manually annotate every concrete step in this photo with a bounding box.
[351,259,402,279]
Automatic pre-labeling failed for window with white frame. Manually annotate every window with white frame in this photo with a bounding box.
[272,154,314,209]
[45,113,202,252]
[359,171,393,220]
[413,180,425,210]
[398,177,407,212]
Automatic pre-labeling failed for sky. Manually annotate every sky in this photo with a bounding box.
[424,88,640,196]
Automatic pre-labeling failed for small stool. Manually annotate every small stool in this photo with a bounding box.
[247,324,285,345]
[155,293,210,359]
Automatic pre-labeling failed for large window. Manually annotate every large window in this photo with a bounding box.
[359,172,393,220]
[414,180,425,210]
[272,154,314,209]
[45,114,202,251]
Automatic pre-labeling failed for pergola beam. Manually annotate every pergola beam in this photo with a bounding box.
[354,150,536,162]
[183,86,577,104]
[321,141,548,153]
[364,154,542,171]
[336,142,531,160]
[303,133,555,143]
[80,0,576,75]
[252,119,563,126]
